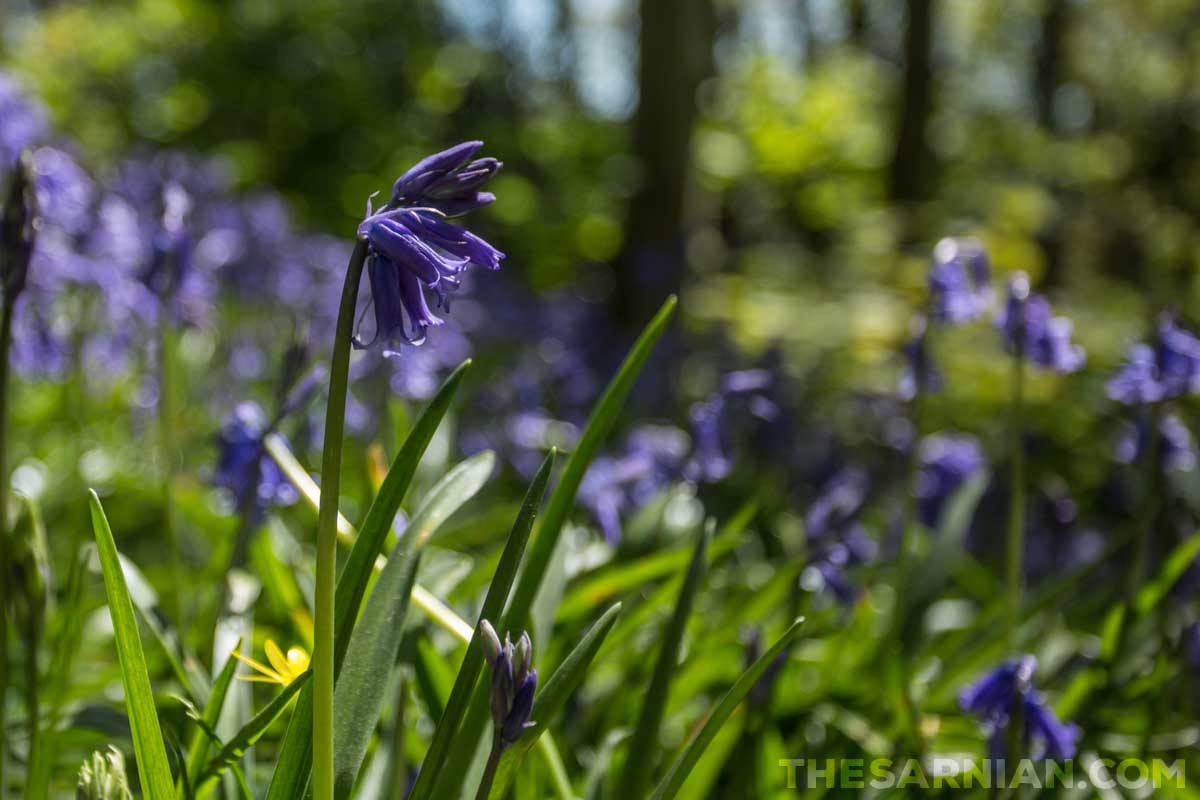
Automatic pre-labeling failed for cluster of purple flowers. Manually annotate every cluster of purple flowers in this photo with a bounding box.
[928,237,992,325]
[915,433,985,529]
[803,467,876,605]
[960,655,1079,760]
[213,402,299,523]
[1108,315,1200,405]
[479,620,537,749]
[997,273,1085,374]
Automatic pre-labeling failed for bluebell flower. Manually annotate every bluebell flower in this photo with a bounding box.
[1115,413,1197,472]
[479,620,537,749]
[685,369,779,483]
[997,273,1085,373]
[214,402,300,523]
[899,315,942,401]
[1108,316,1200,404]
[916,433,985,529]
[356,143,504,354]
[578,425,690,543]
[960,656,1079,760]
[804,467,876,606]
[0,73,48,165]
[929,237,992,325]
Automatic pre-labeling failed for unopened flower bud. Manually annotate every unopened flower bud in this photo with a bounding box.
[76,746,133,800]
[479,619,502,664]
[514,631,532,681]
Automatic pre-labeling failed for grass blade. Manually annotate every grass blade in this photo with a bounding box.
[198,672,310,788]
[648,617,806,800]
[184,638,241,789]
[408,451,554,800]
[265,361,468,800]
[616,522,711,798]
[429,297,676,800]
[404,450,495,547]
[88,490,177,799]
[333,546,424,799]
[489,602,624,796]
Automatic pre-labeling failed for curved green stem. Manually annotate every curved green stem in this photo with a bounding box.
[1006,351,1026,648]
[474,737,504,800]
[312,240,367,800]
[0,297,13,797]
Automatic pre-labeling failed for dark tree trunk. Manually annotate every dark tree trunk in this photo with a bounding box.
[847,0,868,48]
[612,0,715,326]
[888,0,936,214]
[1034,0,1069,286]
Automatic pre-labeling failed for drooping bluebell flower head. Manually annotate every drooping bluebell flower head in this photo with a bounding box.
[996,273,1085,373]
[1108,315,1200,404]
[960,656,1079,760]
[578,425,690,544]
[0,73,48,166]
[929,237,992,325]
[1115,413,1197,472]
[899,315,942,401]
[479,620,537,749]
[685,369,779,483]
[916,432,985,529]
[214,402,299,523]
[355,142,504,354]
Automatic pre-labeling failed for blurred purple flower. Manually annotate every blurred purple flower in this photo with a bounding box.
[960,655,1079,760]
[1108,316,1200,404]
[578,425,690,543]
[1115,413,1196,472]
[356,143,504,354]
[214,401,299,523]
[929,237,992,325]
[899,315,942,401]
[916,433,985,529]
[804,467,876,605]
[0,73,48,165]
[997,273,1085,373]
[685,369,779,483]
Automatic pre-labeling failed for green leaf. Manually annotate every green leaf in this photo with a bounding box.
[616,523,711,798]
[88,490,178,799]
[490,602,624,796]
[404,450,495,548]
[1135,529,1200,617]
[198,672,310,788]
[507,297,676,632]
[408,452,554,800]
[184,639,241,789]
[648,617,806,800]
[429,298,675,800]
[333,546,424,799]
[265,361,468,800]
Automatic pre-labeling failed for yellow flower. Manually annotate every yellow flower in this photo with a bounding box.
[232,640,310,686]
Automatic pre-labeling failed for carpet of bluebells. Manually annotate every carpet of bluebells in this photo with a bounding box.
[2,62,1200,800]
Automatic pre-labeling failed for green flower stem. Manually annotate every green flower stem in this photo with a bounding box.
[1006,350,1026,648]
[894,386,925,757]
[474,737,504,800]
[1127,402,1163,601]
[313,239,367,800]
[0,296,14,798]
[156,303,182,624]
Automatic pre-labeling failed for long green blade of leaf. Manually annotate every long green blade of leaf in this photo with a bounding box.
[429,298,676,800]
[198,672,310,788]
[88,490,178,799]
[264,361,468,800]
[184,640,241,789]
[489,602,624,796]
[333,546,424,799]
[648,617,806,800]
[616,523,710,798]
[408,451,554,800]
[404,450,495,548]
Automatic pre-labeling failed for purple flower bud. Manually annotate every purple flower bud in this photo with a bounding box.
[389,142,502,217]
[479,619,503,663]
[929,237,992,325]
[500,669,537,746]
[484,626,538,750]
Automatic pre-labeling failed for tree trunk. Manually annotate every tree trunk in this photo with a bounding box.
[612,0,714,326]
[888,0,936,213]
